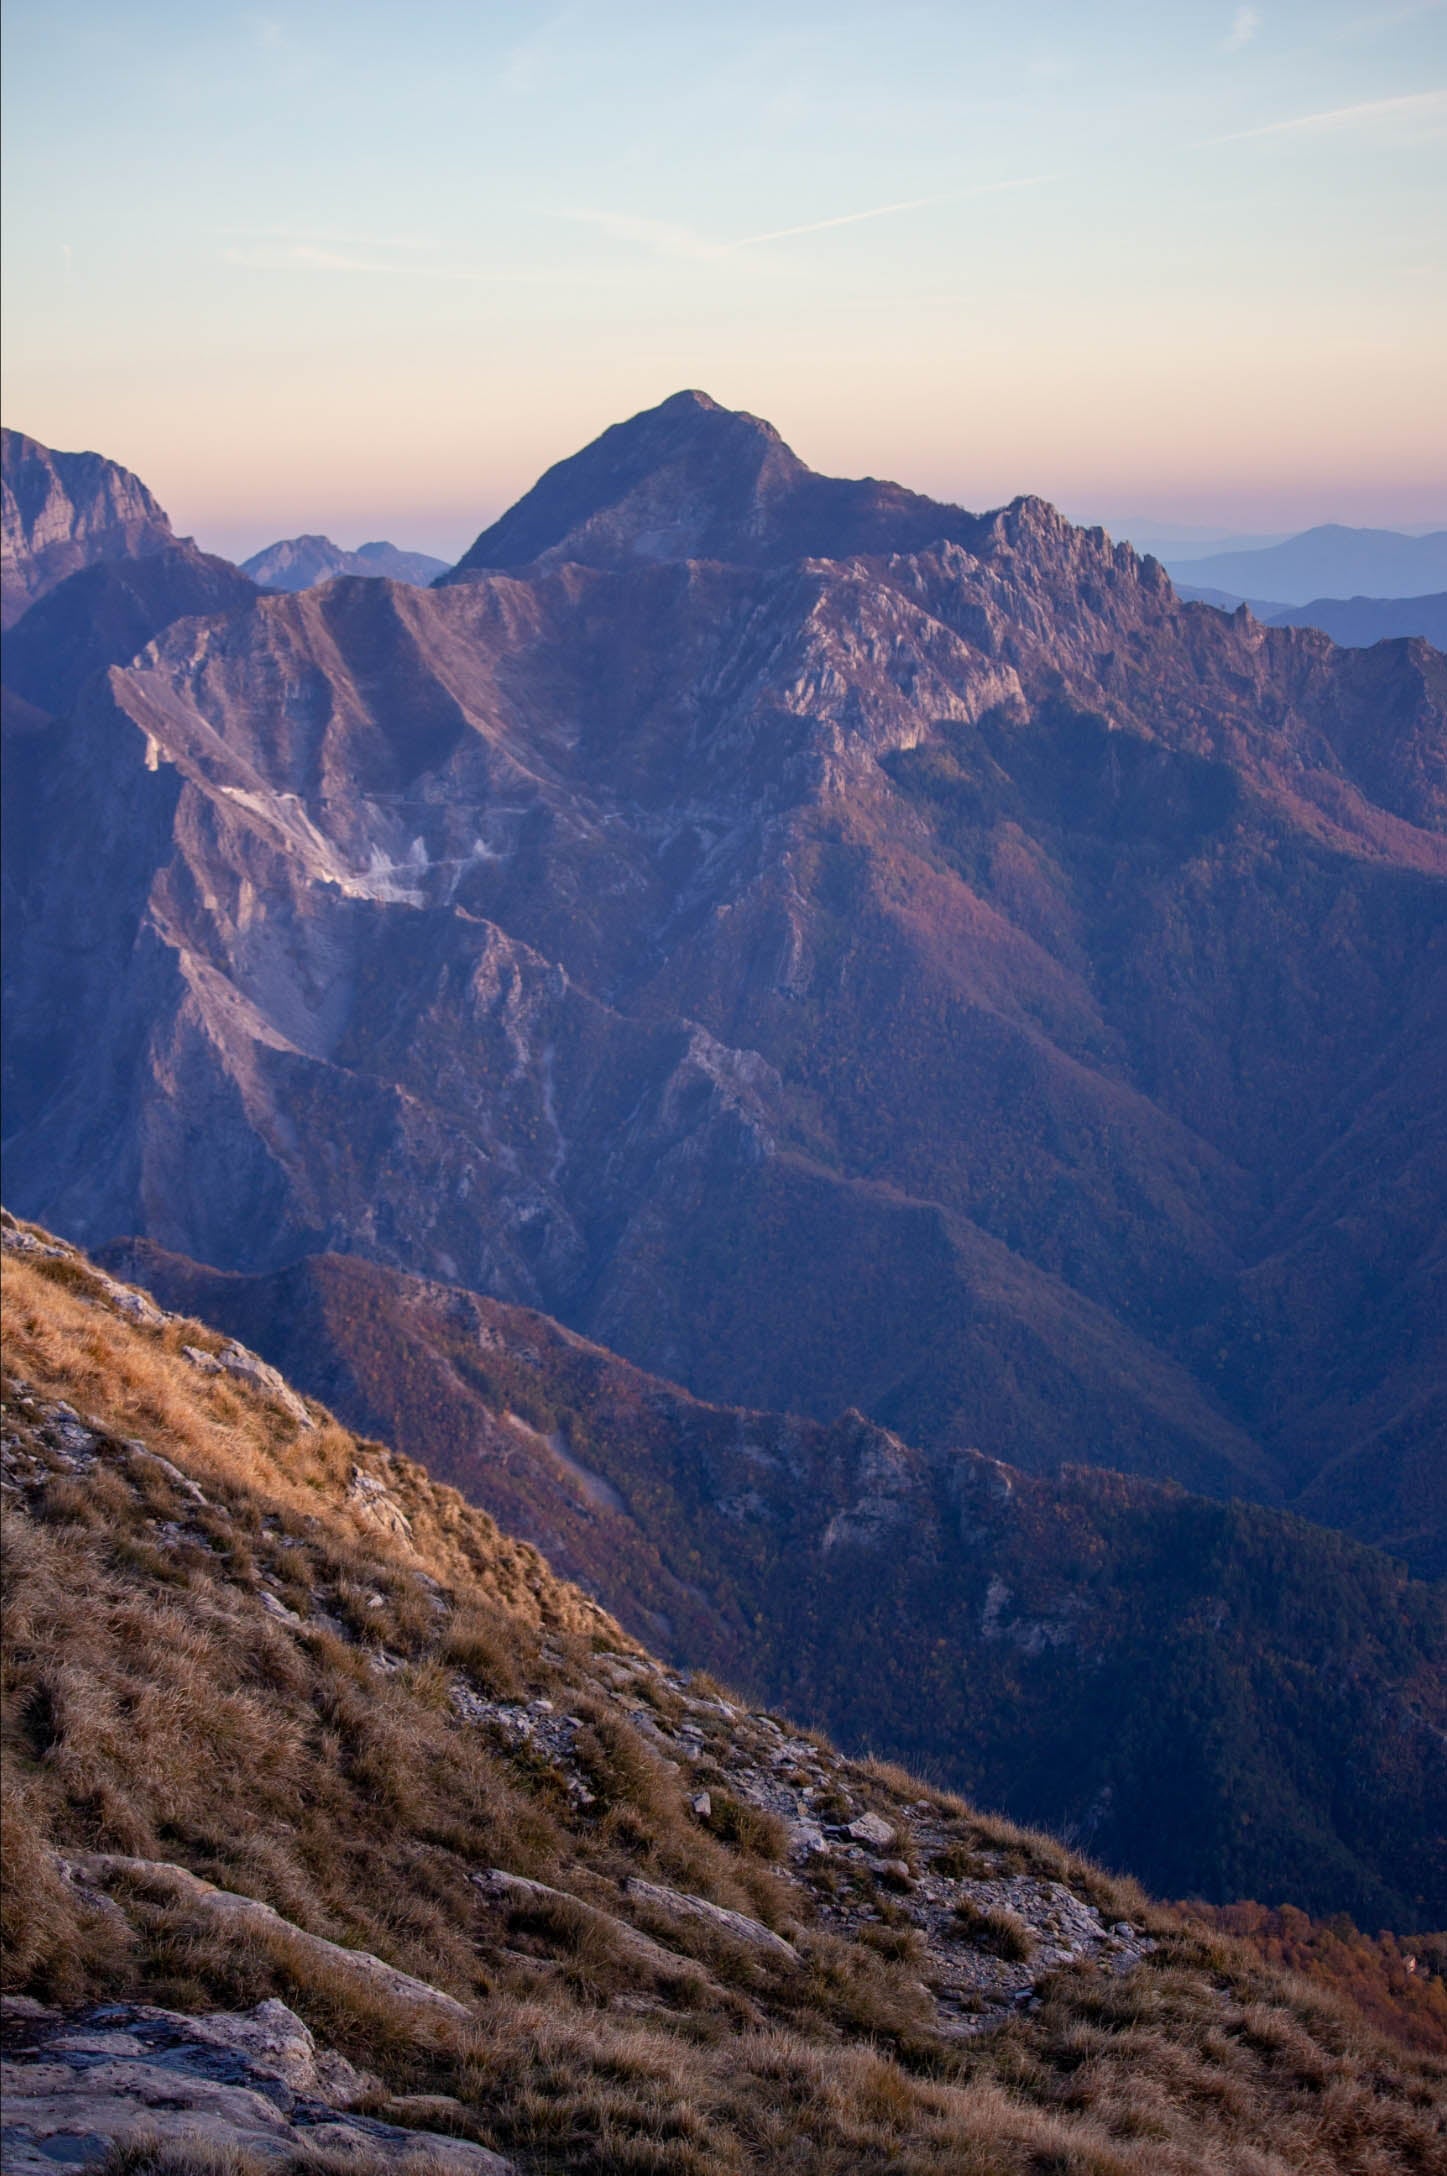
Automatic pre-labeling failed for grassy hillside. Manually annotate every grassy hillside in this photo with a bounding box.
[3,1216,1445,2174]
[104,1239,1447,1927]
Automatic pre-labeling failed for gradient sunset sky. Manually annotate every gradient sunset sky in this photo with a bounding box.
[3,0,1444,561]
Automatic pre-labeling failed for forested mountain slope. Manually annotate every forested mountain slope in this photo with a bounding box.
[103,1235,1447,1926]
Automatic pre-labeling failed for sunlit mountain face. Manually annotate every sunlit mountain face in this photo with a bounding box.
[6,395,1442,1555]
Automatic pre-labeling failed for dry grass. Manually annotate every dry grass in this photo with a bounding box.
[4,1230,1446,2176]
[952,1897,1034,1962]
[101,2142,464,2176]
[700,1788,790,1864]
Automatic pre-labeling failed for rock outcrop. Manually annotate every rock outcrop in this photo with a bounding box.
[1,428,176,627]
[54,1856,474,2021]
[1,1997,512,2172]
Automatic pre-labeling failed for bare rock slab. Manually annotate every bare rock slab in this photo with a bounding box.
[0,1996,513,2172]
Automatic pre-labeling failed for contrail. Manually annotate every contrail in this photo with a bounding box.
[1201,86,1445,144]
[729,174,1053,250]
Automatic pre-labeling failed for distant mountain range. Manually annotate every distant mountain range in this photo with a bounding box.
[1165,523,1447,606]
[1175,585,1447,650]
[3,396,1444,1920]
[240,533,450,590]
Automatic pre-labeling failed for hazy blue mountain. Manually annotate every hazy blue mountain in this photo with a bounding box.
[1167,524,1447,605]
[1174,583,1447,649]
[1267,593,1447,649]
[241,533,449,589]
[1174,583,1291,617]
[1166,578,1436,644]
[1092,522,1291,561]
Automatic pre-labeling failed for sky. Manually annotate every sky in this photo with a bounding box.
[3,0,1445,562]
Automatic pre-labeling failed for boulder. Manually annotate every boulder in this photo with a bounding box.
[846,1812,896,1851]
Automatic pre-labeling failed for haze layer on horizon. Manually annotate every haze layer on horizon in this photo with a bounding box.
[3,0,1444,563]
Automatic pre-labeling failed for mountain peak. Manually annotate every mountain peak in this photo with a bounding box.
[650,385,785,440]
[241,533,449,591]
[656,385,734,415]
[444,390,983,578]
[2,425,175,627]
[574,386,796,479]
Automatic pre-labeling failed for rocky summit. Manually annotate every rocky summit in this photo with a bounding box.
[446,387,992,574]
[1,427,176,627]
[2,1216,1444,2174]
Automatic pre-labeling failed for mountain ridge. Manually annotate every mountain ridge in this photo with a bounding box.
[2,542,257,719]
[1176,585,1447,650]
[3,397,1443,1613]
[1,423,259,721]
